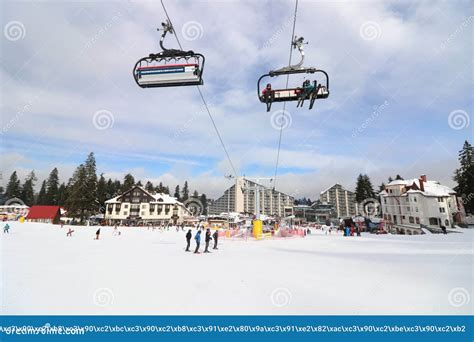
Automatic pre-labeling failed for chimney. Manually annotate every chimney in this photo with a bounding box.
[419,175,426,192]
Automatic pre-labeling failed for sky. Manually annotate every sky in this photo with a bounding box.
[1,0,472,200]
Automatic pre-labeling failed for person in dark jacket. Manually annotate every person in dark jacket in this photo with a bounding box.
[185,229,192,251]
[212,230,219,250]
[95,228,100,240]
[204,228,212,253]
[194,230,201,254]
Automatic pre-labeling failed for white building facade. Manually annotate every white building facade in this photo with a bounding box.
[104,186,190,225]
[380,175,460,230]
[320,184,357,218]
[208,177,294,217]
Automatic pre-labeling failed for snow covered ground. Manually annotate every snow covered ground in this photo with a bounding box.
[1,222,472,315]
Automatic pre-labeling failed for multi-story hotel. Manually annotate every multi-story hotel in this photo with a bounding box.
[320,184,357,218]
[104,186,190,225]
[208,177,294,217]
[379,175,460,229]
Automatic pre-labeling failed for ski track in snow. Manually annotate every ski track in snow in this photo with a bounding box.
[1,222,473,315]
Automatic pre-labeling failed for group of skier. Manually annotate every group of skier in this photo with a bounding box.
[185,228,219,254]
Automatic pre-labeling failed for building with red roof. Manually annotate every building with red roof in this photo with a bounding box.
[26,206,62,224]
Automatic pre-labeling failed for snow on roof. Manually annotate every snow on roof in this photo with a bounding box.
[385,178,456,197]
[319,183,352,194]
[105,186,183,205]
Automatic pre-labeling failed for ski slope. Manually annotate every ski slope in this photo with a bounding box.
[1,222,472,315]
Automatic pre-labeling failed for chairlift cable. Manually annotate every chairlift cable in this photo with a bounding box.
[160,0,238,178]
[273,0,299,190]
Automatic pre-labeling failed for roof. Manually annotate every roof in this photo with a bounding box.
[384,178,456,197]
[320,183,355,195]
[105,186,184,206]
[27,206,61,220]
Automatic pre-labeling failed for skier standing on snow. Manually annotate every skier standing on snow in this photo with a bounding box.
[3,223,10,233]
[212,230,219,250]
[185,229,192,252]
[95,228,101,240]
[67,228,74,237]
[204,228,212,253]
[194,230,201,254]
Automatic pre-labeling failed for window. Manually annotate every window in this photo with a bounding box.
[124,204,128,209]
[384,198,387,204]
[415,207,419,212]
[439,207,445,213]
[132,198,140,203]
[409,216,414,224]
[407,207,410,212]
[405,197,409,202]
[413,197,417,202]
[437,197,444,202]
[415,217,420,224]
[142,204,146,209]
[402,216,406,219]
[123,211,128,215]
[141,211,145,216]
[429,217,438,225]
[389,189,393,194]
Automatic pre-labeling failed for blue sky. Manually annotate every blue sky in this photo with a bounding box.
[1,0,472,199]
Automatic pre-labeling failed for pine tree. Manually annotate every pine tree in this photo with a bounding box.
[5,171,21,199]
[57,183,68,206]
[174,185,180,201]
[65,164,88,220]
[37,180,47,205]
[65,153,98,221]
[156,182,164,193]
[163,186,170,194]
[355,174,365,203]
[454,140,474,214]
[106,178,115,199]
[136,180,143,187]
[113,180,121,195]
[21,171,37,205]
[199,193,208,215]
[363,175,375,199]
[122,174,135,192]
[83,152,98,214]
[388,176,394,183]
[395,174,404,180]
[145,181,154,193]
[0,186,5,204]
[192,190,199,198]
[378,182,386,193]
[355,174,375,203]
[181,181,189,202]
[97,174,107,211]
[45,168,59,205]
